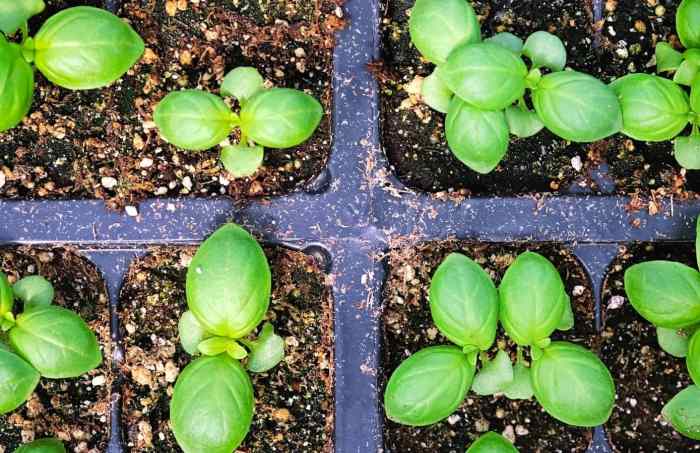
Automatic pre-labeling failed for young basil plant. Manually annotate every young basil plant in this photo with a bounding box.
[409,0,621,174]
[466,431,519,453]
[0,4,144,132]
[171,223,286,453]
[154,66,323,179]
[13,438,66,453]
[0,273,102,415]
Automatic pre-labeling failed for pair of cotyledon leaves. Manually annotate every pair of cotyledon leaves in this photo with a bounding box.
[623,215,700,440]
[170,224,285,453]
[409,0,622,174]
[384,251,615,429]
[0,4,145,132]
[0,273,102,415]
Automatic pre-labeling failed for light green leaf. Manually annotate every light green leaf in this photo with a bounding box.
[171,355,254,452]
[657,327,691,358]
[154,90,235,151]
[246,322,285,373]
[421,67,452,113]
[691,76,700,113]
[429,253,499,351]
[675,135,700,169]
[178,311,210,356]
[408,0,481,64]
[485,32,524,54]
[533,70,622,142]
[384,345,474,426]
[624,261,700,329]
[445,98,509,174]
[220,144,264,178]
[531,341,615,427]
[503,362,534,400]
[442,42,527,111]
[9,305,102,378]
[610,74,690,141]
[221,67,264,103]
[0,38,34,133]
[13,438,66,453]
[656,42,684,73]
[677,0,700,49]
[33,6,144,90]
[13,276,54,309]
[186,224,271,339]
[557,293,574,331]
[661,385,700,440]
[466,432,519,453]
[689,330,700,386]
[523,31,566,72]
[505,105,544,138]
[0,0,45,36]
[197,337,246,358]
[687,49,700,65]
[0,272,14,317]
[0,349,39,414]
[471,350,514,396]
[499,252,567,346]
[674,60,699,86]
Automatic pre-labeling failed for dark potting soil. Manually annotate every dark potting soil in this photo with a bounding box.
[0,0,343,208]
[0,247,111,453]
[601,243,700,452]
[118,246,334,452]
[382,241,597,452]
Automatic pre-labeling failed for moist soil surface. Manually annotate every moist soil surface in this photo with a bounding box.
[378,0,700,198]
[0,0,342,208]
[118,246,334,452]
[601,243,700,452]
[0,247,111,453]
[382,241,597,452]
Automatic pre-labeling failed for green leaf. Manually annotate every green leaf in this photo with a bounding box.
[697,214,700,271]
[523,31,566,72]
[197,337,246,359]
[503,362,534,400]
[610,74,690,141]
[13,438,66,453]
[13,276,54,309]
[220,144,264,178]
[246,322,285,373]
[186,224,271,338]
[154,90,235,151]
[531,341,615,427]
[442,42,527,111]
[533,70,622,142]
[687,49,700,65]
[471,350,514,396]
[484,32,524,54]
[557,293,574,331]
[624,261,700,329]
[420,67,453,114]
[656,42,684,73]
[0,38,34,133]
[408,0,481,64]
[240,88,323,149]
[0,0,45,36]
[674,60,699,86]
[677,0,700,49]
[8,305,102,378]
[178,310,210,356]
[384,345,475,426]
[661,385,700,440]
[171,355,254,452]
[657,327,691,358]
[505,105,544,138]
[0,272,14,317]
[33,6,144,90]
[499,252,567,346]
[429,253,499,351]
[691,76,700,113]
[221,67,264,103]
[675,135,700,169]
[445,98,509,174]
[0,348,39,414]
[466,432,519,453]
[689,330,700,386]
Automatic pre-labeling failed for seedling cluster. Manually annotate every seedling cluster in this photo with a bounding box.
[384,252,615,436]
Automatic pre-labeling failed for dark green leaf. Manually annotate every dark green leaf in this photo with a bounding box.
[523,31,566,72]
[505,105,544,138]
[677,0,700,49]
[0,349,39,414]
[0,272,14,317]
[675,135,700,169]
[0,0,45,36]
[471,350,514,396]
[661,385,700,440]
[186,224,271,338]
[445,98,509,174]
[0,38,34,133]
[485,32,523,54]
[503,362,534,400]
[171,355,254,452]
[689,329,700,386]
[384,346,474,426]
[33,6,144,90]
[178,310,209,356]
[420,67,452,114]
[221,67,264,103]
[246,322,285,373]
[429,253,499,351]
[674,60,699,86]
[624,261,700,328]
[656,42,684,73]
[657,327,691,358]
[408,0,481,64]
[531,341,615,427]
[220,144,264,178]
[466,432,519,453]
[13,276,54,309]
[13,438,66,453]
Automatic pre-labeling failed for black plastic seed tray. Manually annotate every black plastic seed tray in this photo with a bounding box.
[2,0,700,452]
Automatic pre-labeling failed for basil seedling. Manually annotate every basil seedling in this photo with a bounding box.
[409,0,621,173]
[383,251,615,430]
[170,224,286,452]
[622,214,700,439]
[466,432,519,453]
[0,3,144,132]
[0,273,102,415]
[14,438,65,453]
[154,66,323,178]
